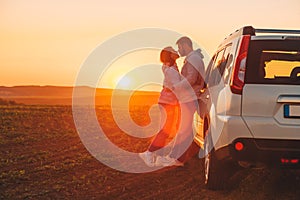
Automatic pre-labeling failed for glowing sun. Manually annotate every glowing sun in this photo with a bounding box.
[116,76,132,89]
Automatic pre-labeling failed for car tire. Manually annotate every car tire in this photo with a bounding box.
[204,134,233,190]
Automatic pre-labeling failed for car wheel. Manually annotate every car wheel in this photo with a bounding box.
[204,135,228,190]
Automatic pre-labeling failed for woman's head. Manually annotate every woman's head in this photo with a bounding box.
[160,46,179,66]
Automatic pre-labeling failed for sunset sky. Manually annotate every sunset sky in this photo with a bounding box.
[1,0,299,90]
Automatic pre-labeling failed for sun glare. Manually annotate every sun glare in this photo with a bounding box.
[116,76,132,89]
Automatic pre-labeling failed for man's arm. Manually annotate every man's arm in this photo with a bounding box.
[173,62,199,90]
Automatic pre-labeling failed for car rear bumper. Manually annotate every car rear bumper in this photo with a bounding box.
[215,138,300,168]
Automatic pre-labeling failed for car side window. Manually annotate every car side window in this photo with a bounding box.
[211,49,225,86]
[222,45,233,83]
[210,49,225,86]
[204,55,216,87]
[207,45,233,87]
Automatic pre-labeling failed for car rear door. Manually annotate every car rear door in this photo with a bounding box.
[242,38,300,139]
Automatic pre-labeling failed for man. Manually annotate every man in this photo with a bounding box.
[158,36,205,166]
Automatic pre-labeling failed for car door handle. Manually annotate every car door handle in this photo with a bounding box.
[277,95,300,103]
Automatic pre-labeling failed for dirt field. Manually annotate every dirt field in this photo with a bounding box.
[1,105,300,199]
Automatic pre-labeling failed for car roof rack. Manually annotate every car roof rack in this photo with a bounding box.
[228,26,300,37]
[219,26,300,48]
[254,28,300,35]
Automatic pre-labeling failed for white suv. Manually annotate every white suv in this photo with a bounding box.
[193,26,300,190]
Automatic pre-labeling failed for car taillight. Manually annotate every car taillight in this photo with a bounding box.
[234,141,244,151]
[230,35,250,94]
[281,158,299,164]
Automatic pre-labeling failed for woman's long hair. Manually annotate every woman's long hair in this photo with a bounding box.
[160,46,179,66]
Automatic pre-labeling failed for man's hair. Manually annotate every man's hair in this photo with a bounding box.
[176,36,193,48]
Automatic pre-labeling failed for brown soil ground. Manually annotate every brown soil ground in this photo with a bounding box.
[0,105,299,199]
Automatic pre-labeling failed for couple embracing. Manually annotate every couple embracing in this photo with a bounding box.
[139,36,205,167]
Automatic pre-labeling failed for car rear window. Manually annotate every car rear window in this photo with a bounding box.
[245,40,300,84]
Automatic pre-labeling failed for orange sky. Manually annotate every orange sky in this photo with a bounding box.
[1,0,299,90]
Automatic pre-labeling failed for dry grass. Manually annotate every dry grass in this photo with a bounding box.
[0,105,299,199]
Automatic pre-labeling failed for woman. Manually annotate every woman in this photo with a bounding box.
[139,46,181,167]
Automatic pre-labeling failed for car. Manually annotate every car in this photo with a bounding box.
[193,26,300,190]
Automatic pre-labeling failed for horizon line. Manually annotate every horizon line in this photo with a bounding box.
[0,84,160,92]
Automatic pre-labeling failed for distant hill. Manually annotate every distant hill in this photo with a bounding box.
[0,86,74,97]
[0,86,159,106]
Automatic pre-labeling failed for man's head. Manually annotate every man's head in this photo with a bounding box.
[176,36,193,57]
